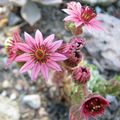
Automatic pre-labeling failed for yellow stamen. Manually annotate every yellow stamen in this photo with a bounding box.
[35,49,45,61]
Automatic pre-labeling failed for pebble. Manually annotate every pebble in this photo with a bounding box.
[82,0,117,5]
[10,92,17,100]
[39,107,48,116]
[106,95,118,112]
[2,80,11,89]
[0,96,20,120]
[22,94,41,110]
[1,90,7,97]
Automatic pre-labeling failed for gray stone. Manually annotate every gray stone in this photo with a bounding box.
[106,95,118,112]
[22,94,41,109]
[2,80,12,89]
[0,96,20,120]
[8,13,21,26]
[82,0,117,5]
[83,13,120,71]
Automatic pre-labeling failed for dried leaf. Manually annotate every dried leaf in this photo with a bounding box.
[32,0,63,5]
[21,2,41,26]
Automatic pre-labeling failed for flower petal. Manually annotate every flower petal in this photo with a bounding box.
[24,32,34,47]
[76,2,81,14]
[49,40,63,52]
[15,53,31,62]
[87,19,103,30]
[16,43,32,52]
[35,29,43,45]
[31,63,41,81]
[62,9,77,15]
[64,16,76,21]
[40,64,48,80]
[50,52,67,61]
[46,60,62,71]
[75,21,83,27]
[20,59,34,73]
[44,34,54,46]
[13,32,22,42]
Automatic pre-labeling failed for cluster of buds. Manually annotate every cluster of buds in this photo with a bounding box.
[62,1,109,120]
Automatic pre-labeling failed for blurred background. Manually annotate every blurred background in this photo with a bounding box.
[0,0,120,120]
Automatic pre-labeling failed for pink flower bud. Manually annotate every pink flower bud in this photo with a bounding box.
[73,67,90,84]
[64,53,82,67]
[64,38,84,67]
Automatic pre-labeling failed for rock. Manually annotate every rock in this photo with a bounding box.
[0,0,9,5]
[32,0,63,5]
[39,107,48,116]
[0,96,20,120]
[96,109,112,120]
[22,94,41,109]
[95,6,102,13]
[1,90,7,97]
[8,13,21,26]
[106,95,118,112]
[113,108,120,120]
[83,13,120,71]
[10,92,18,100]
[2,80,12,89]
[82,0,117,5]
[10,0,27,6]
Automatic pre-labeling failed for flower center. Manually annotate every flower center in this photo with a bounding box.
[81,7,96,22]
[35,49,45,61]
[85,98,102,113]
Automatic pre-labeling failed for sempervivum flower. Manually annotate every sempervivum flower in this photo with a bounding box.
[63,1,101,29]
[73,67,90,84]
[6,32,22,65]
[15,30,67,80]
[80,94,109,120]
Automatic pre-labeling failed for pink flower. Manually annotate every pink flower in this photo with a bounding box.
[73,67,90,84]
[80,94,109,120]
[6,32,22,65]
[63,2,101,29]
[15,30,67,80]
